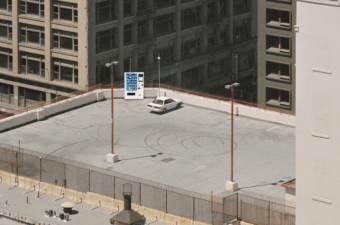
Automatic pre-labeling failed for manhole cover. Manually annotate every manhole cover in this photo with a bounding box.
[161,158,175,163]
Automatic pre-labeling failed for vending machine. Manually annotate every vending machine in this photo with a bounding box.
[124,72,144,99]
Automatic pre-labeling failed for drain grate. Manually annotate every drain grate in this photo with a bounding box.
[161,158,175,163]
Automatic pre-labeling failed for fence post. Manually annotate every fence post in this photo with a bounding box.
[113,176,115,199]
[211,191,213,225]
[89,170,90,192]
[193,197,195,221]
[236,193,239,220]
[139,183,141,206]
[165,190,167,213]
[39,157,42,182]
[268,201,270,225]
[240,199,242,221]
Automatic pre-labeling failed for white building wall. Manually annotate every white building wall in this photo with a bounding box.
[296,1,340,225]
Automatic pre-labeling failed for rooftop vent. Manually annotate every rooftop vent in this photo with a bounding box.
[110,183,146,225]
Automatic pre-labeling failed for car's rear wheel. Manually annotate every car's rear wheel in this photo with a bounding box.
[162,108,166,113]
[176,103,181,108]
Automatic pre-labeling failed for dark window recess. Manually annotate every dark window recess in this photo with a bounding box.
[207,2,217,20]
[181,67,200,89]
[138,20,147,39]
[266,87,290,108]
[181,7,200,29]
[124,0,132,17]
[266,61,290,81]
[182,38,200,58]
[153,0,174,9]
[138,0,147,11]
[153,14,174,36]
[233,0,249,16]
[53,1,78,24]
[95,0,115,24]
[138,54,146,71]
[0,47,12,71]
[266,35,290,55]
[220,0,227,17]
[154,46,174,66]
[96,28,116,53]
[124,24,132,45]
[266,8,290,28]
[0,20,12,40]
[21,0,44,17]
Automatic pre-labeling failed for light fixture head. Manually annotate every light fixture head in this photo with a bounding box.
[105,63,111,67]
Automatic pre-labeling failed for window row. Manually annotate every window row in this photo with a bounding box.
[0,48,78,84]
[0,0,78,24]
[0,23,78,53]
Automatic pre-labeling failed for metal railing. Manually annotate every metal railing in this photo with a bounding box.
[0,143,295,225]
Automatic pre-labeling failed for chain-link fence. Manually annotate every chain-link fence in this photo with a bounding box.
[0,143,295,225]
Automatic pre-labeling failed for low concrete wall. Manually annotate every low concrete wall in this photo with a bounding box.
[0,111,37,131]
[0,88,295,133]
[163,89,295,127]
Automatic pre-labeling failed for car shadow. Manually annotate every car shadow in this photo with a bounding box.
[149,105,184,115]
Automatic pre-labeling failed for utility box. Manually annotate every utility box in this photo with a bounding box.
[124,72,144,99]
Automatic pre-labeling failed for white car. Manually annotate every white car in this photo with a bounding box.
[148,97,182,113]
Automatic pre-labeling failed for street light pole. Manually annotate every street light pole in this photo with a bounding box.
[225,82,239,191]
[230,85,234,182]
[106,61,119,163]
[157,53,161,96]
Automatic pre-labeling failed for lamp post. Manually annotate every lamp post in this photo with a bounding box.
[157,53,161,96]
[105,61,119,163]
[225,82,239,191]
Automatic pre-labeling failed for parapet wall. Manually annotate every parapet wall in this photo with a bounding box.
[0,88,295,133]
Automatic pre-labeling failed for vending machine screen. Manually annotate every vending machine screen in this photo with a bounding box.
[126,73,137,91]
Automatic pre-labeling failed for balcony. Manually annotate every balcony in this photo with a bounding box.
[0,93,13,104]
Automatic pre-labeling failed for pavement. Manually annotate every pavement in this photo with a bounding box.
[0,98,295,198]
[0,183,166,225]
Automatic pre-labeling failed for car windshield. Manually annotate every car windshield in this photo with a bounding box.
[152,99,164,105]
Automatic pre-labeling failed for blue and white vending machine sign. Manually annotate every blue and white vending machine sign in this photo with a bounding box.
[124,72,144,99]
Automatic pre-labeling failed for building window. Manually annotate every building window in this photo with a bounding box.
[154,45,174,67]
[266,8,290,29]
[181,7,201,29]
[124,24,132,46]
[0,83,13,104]
[0,0,12,13]
[19,88,46,106]
[266,35,290,56]
[0,20,12,41]
[20,24,45,46]
[0,47,12,71]
[138,54,146,71]
[21,52,45,77]
[138,20,147,39]
[153,14,174,36]
[53,1,78,23]
[266,61,290,81]
[96,28,116,53]
[53,59,78,84]
[96,0,116,25]
[53,30,78,52]
[124,0,132,17]
[266,87,290,108]
[182,38,200,59]
[138,0,147,11]
[207,2,217,21]
[233,0,249,16]
[153,0,175,9]
[220,0,227,17]
[181,67,200,89]
[20,0,45,18]
[233,19,249,43]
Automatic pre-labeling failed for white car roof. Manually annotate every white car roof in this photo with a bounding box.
[156,96,170,100]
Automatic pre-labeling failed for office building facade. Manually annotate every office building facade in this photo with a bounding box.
[0,0,257,112]
[257,0,296,111]
[296,0,340,224]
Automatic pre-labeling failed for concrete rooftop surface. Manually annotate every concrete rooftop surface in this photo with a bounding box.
[0,183,166,225]
[0,99,295,198]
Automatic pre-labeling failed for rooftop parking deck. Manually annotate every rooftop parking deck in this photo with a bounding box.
[0,98,295,199]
